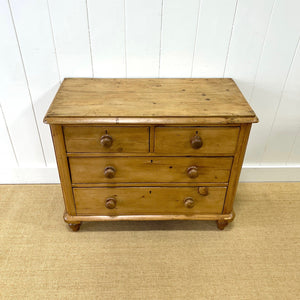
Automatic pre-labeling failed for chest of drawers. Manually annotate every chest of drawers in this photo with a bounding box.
[44,78,258,231]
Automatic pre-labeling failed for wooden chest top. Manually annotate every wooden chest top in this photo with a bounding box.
[44,78,258,125]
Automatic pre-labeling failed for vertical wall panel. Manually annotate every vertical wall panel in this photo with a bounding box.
[245,0,300,165]
[88,0,126,77]
[159,0,200,77]
[0,106,17,167]
[48,0,93,78]
[126,0,162,77]
[0,0,45,167]
[1,0,300,182]
[224,0,275,99]
[287,130,300,165]
[262,43,300,165]
[9,0,60,166]
[192,0,237,77]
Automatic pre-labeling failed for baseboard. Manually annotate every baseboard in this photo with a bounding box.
[0,166,299,184]
[0,167,60,184]
[240,166,300,182]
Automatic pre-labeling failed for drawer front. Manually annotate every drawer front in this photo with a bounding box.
[69,156,233,183]
[64,126,149,153]
[155,127,240,154]
[74,186,226,215]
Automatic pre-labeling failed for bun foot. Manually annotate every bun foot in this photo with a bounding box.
[68,223,81,232]
[216,219,229,230]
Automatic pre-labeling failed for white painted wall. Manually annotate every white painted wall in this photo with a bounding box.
[0,0,300,183]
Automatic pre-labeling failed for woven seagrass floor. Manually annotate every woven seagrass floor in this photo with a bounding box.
[0,183,299,299]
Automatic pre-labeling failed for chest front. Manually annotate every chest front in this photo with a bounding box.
[44,78,258,231]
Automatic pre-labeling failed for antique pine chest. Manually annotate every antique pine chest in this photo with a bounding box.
[44,78,258,231]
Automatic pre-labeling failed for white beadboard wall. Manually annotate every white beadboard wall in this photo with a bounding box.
[0,0,300,183]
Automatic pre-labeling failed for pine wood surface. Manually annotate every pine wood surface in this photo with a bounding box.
[223,124,252,214]
[154,126,239,154]
[44,78,258,230]
[50,125,75,215]
[68,156,233,184]
[73,186,226,215]
[64,126,149,153]
[44,78,258,124]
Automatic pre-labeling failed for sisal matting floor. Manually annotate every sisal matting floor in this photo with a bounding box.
[0,183,299,299]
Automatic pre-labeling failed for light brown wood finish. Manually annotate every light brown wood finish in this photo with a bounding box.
[44,78,258,125]
[50,125,76,215]
[44,78,258,231]
[45,116,258,125]
[63,211,235,222]
[155,126,240,154]
[71,182,229,187]
[73,187,226,215]
[64,126,149,153]
[68,156,233,184]
[223,124,252,214]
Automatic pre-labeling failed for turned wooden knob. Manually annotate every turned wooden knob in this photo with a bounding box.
[104,166,116,178]
[191,135,202,149]
[184,197,194,208]
[186,166,199,178]
[100,134,113,148]
[105,197,117,209]
[198,187,208,196]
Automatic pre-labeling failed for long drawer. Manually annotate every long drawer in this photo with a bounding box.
[69,156,233,184]
[74,186,226,215]
[155,126,240,154]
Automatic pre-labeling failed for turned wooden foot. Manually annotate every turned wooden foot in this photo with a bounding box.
[216,210,235,230]
[217,219,229,230]
[68,223,81,232]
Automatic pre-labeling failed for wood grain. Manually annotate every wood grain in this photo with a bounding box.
[63,211,235,222]
[223,124,251,214]
[44,78,257,230]
[69,156,233,184]
[44,78,258,124]
[64,126,149,153]
[50,125,76,215]
[73,186,227,215]
[155,126,240,154]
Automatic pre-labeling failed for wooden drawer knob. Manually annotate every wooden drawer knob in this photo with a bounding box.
[184,197,194,208]
[105,197,117,209]
[104,166,116,178]
[100,134,113,148]
[186,166,199,178]
[198,187,208,196]
[191,135,202,149]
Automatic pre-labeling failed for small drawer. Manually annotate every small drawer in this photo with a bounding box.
[73,186,226,215]
[154,126,240,154]
[63,126,149,153]
[69,156,233,183]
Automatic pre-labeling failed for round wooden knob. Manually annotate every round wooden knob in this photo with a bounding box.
[198,187,208,196]
[105,197,116,209]
[104,166,116,178]
[184,197,194,208]
[100,134,113,148]
[191,135,202,149]
[186,166,199,178]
